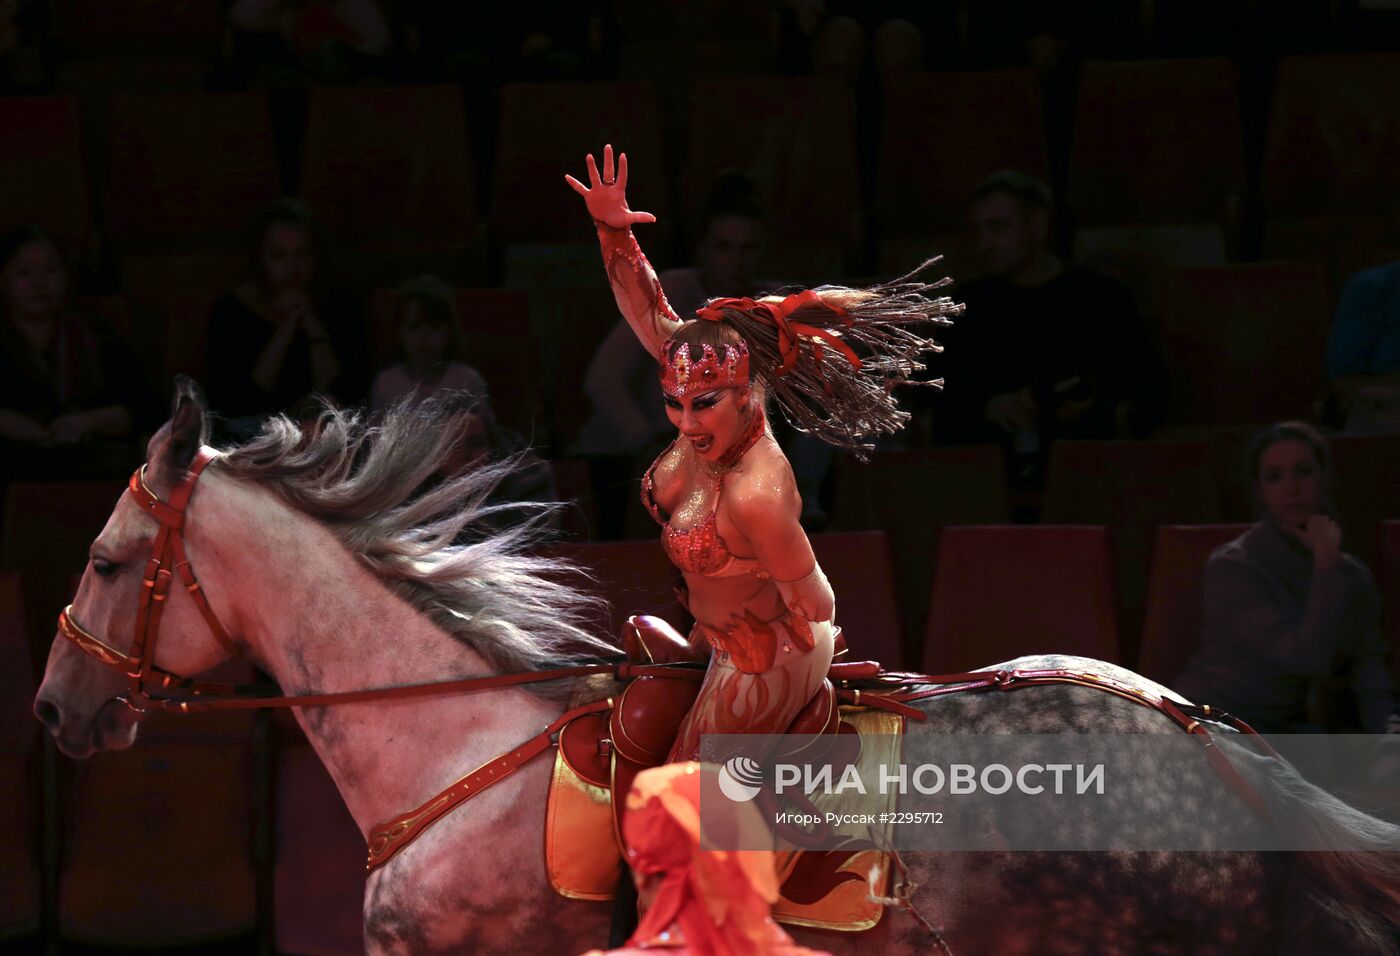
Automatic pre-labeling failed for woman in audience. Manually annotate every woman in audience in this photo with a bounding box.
[370,275,488,412]
[1174,421,1396,734]
[206,199,364,442]
[0,225,149,479]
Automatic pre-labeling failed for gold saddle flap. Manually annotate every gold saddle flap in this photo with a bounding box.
[544,705,905,932]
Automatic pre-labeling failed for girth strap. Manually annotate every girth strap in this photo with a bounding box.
[366,697,614,871]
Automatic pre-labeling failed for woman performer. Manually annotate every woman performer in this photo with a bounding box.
[567,145,958,762]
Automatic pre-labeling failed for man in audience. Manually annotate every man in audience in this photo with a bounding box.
[933,170,1165,488]
[1326,257,1400,435]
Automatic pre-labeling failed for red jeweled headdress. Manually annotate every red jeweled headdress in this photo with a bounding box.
[659,339,750,398]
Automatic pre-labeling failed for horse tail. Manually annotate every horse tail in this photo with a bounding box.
[1220,736,1400,954]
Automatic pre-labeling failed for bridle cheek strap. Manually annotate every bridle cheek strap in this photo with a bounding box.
[59,446,235,713]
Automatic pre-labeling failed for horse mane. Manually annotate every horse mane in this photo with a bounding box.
[213,398,617,698]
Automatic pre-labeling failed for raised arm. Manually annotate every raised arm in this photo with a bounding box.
[566,144,683,358]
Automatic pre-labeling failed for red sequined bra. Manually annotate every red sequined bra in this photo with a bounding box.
[641,412,768,579]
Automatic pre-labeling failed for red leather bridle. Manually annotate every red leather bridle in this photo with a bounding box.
[55,445,644,716]
[57,447,242,714]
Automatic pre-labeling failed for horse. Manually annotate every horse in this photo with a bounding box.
[34,382,1400,955]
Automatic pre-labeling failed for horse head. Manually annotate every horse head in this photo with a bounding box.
[33,377,236,758]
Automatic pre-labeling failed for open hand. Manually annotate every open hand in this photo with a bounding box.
[48,411,93,444]
[565,144,656,231]
[984,387,1037,433]
[1289,514,1342,570]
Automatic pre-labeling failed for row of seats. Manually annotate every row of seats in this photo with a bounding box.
[5,515,1400,948]
[5,435,1399,667]
[87,257,1352,463]
[8,53,1400,254]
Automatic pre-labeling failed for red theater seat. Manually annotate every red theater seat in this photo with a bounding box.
[57,739,256,945]
[105,93,279,250]
[493,82,668,245]
[0,748,40,942]
[120,253,249,390]
[1069,58,1245,227]
[0,96,90,248]
[50,0,224,59]
[0,481,127,669]
[274,743,366,956]
[302,86,479,249]
[1138,524,1252,687]
[551,459,597,542]
[1264,53,1400,220]
[542,540,687,643]
[1157,262,1330,426]
[922,526,1120,674]
[683,76,859,242]
[808,531,903,669]
[878,69,1048,235]
[832,446,1011,662]
[1328,435,1400,571]
[0,574,40,942]
[0,574,37,750]
[1379,521,1400,679]
[1042,440,1223,662]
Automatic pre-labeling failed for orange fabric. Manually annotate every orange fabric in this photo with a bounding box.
[581,762,831,956]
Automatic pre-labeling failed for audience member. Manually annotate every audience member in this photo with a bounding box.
[1325,258,1400,434]
[226,0,391,85]
[1173,422,1396,735]
[422,391,559,539]
[398,0,605,83]
[572,173,779,538]
[206,199,365,443]
[933,170,1165,489]
[0,225,151,480]
[779,0,952,84]
[370,275,489,412]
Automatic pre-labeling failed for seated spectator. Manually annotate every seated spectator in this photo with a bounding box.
[1173,422,1396,735]
[370,275,488,412]
[572,173,779,537]
[1325,258,1400,434]
[0,225,151,480]
[206,199,365,442]
[427,391,559,539]
[933,170,1165,489]
[779,0,953,84]
[226,0,390,85]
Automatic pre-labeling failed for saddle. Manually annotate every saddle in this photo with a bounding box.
[548,615,902,931]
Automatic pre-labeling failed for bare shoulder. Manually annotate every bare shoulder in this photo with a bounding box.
[726,438,800,521]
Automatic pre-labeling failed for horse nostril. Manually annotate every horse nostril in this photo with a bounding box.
[34,698,61,733]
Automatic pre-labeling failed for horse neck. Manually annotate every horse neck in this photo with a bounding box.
[193,475,564,837]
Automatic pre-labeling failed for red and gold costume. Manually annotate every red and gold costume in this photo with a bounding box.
[568,145,953,764]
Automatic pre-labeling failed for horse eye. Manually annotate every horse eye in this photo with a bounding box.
[92,558,118,577]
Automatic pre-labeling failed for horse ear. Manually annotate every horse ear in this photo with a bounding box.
[146,376,209,484]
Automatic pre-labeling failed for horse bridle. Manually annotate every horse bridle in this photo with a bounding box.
[56,445,656,716]
[57,447,242,714]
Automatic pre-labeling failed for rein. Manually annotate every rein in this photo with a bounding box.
[57,446,1280,877]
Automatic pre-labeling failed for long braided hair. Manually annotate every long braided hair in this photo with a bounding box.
[662,259,961,455]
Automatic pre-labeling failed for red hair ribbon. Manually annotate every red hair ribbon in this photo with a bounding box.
[695,290,861,382]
